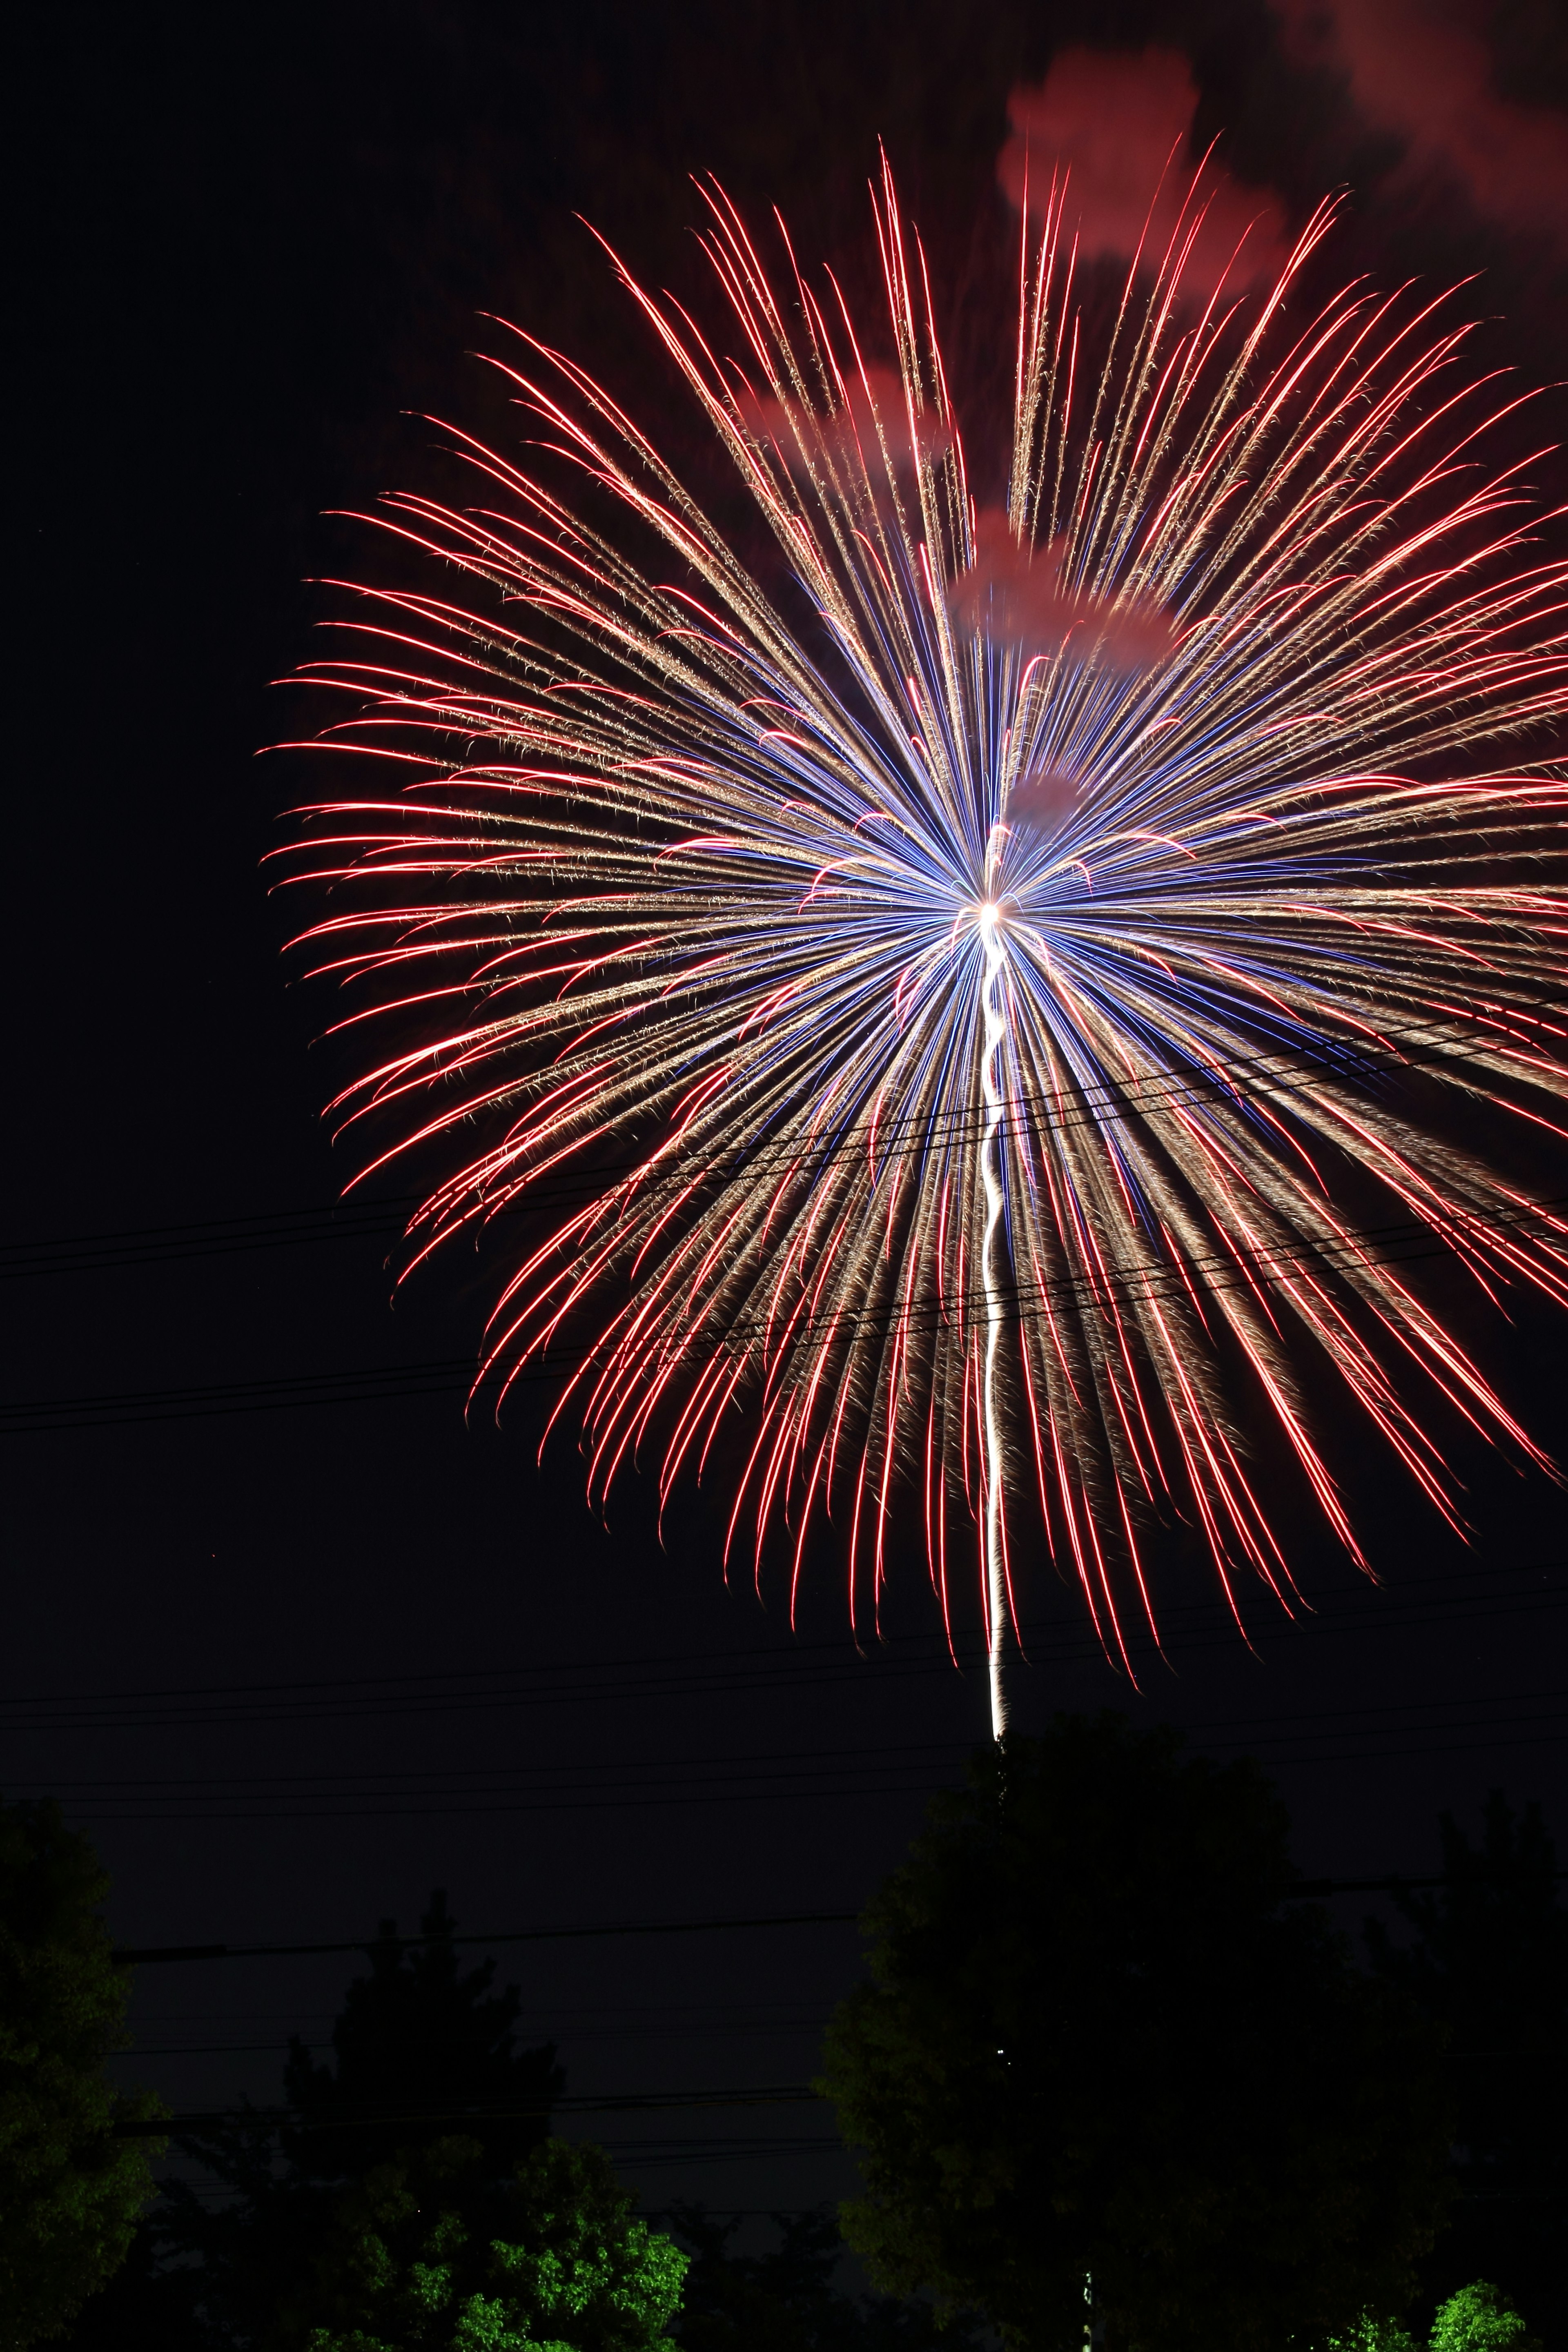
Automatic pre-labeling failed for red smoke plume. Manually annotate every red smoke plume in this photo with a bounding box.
[1272,0,1568,255]
[999,48,1289,300]
[741,363,951,479]
[1007,767,1082,844]
[949,508,1178,675]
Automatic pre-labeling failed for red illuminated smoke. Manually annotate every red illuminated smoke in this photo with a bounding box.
[999,47,1288,300]
[949,509,1178,675]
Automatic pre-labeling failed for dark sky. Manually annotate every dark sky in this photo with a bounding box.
[9,0,1568,2225]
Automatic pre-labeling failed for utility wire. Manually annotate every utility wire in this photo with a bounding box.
[4,1566,1562,1735]
[113,2085,830,2138]
[31,1702,1568,1824]
[65,1747,1568,1828]
[118,2023,828,2057]
[9,1185,1568,1435]
[3,1559,1557,1693]
[109,1909,861,1967]
[108,1865,1568,1969]
[19,1678,1563,1780]
[4,1010,1561,1281]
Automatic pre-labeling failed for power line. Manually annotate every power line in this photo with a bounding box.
[118,2021,830,2057]
[48,1748,1568,1826]
[108,1860,1568,1970]
[7,1010,1546,1283]
[63,1752,1568,1829]
[0,1355,480,1434]
[25,1692,1567,1824]
[111,1990,1568,2141]
[24,1566,1534,1716]
[113,2085,829,2140]
[16,1678,1564,1778]
[109,1909,861,1968]
[9,1730,972,1788]
[126,1998,833,2024]
[8,1178,1568,1434]
[3,1565,1561,1737]
[31,1675,1561,1778]
[153,2135,849,2169]
[0,1196,423,1282]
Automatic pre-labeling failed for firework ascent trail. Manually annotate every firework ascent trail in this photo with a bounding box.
[279,162,1568,1737]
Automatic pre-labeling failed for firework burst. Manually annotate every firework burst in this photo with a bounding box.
[280,161,1568,1733]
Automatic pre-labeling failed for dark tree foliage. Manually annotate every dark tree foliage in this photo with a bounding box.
[299,2133,686,2352]
[0,1795,163,2348]
[1365,1795,1567,2352]
[59,1890,560,2349]
[668,2203,984,2350]
[820,1717,1452,2352]
[152,2111,329,2349]
[281,1888,563,2177]
[45,2217,205,2352]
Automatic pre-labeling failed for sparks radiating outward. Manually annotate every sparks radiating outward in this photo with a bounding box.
[281,163,1568,1737]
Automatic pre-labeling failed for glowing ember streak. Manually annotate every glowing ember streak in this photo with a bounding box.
[977,877,1011,1737]
[278,163,1568,1724]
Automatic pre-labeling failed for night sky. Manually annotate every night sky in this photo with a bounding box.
[9,0,1568,2225]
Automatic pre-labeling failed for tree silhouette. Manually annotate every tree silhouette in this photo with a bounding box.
[1365,1795,1566,2349]
[668,2203,983,2349]
[282,1889,562,2178]
[0,1795,163,2348]
[67,1889,563,2347]
[820,1718,1452,2352]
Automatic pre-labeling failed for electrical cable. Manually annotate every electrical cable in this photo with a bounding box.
[7,1008,1552,1281]
[2,1568,1561,1738]
[112,2084,830,2138]
[107,1856,1567,1969]
[13,1683,1565,1795]
[8,1178,1568,1435]
[108,1909,861,1967]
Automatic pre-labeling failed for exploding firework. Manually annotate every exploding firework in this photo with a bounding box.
[280,160,1568,1735]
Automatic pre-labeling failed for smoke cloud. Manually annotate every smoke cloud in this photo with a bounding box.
[1006,767,1082,845]
[998,48,1290,300]
[741,363,951,480]
[949,509,1178,675]
[1272,0,1568,255]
